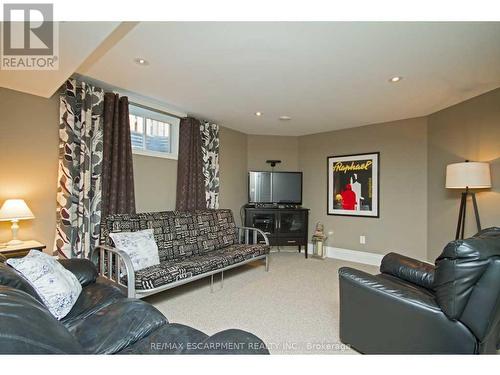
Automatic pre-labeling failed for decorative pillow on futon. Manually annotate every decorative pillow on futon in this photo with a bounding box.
[109,229,160,272]
[6,250,82,320]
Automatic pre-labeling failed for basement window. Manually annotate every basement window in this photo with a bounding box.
[129,104,180,159]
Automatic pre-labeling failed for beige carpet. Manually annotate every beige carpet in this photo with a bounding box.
[147,250,377,354]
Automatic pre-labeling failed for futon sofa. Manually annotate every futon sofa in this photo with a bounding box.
[96,209,270,299]
[0,256,269,354]
[339,227,500,354]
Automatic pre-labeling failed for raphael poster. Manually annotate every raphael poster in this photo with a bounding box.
[327,152,379,217]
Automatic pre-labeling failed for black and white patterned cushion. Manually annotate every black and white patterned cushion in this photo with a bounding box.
[126,243,270,290]
[7,250,82,320]
[109,229,160,271]
[101,209,239,262]
[101,209,267,291]
[101,211,175,262]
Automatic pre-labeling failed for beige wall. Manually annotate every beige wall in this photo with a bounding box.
[0,88,179,250]
[133,154,177,213]
[299,117,429,260]
[135,125,250,222]
[247,135,299,171]
[0,87,250,249]
[427,88,500,260]
[219,127,248,225]
[2,85,498,262]
[0,88,59,251]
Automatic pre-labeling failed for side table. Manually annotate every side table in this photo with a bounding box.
[0,240,46,259]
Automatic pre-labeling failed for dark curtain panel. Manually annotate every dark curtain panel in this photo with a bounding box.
[101,93,136,219]
[176,117,206,211]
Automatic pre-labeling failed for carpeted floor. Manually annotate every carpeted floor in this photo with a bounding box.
[147,250,377,354]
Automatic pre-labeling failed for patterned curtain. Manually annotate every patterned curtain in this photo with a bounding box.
[54,79,104,259]
[200,121,220,209]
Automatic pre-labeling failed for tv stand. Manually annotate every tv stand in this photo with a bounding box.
[252,203,301,209]
[244,207,309,258]
[253,203,277,208]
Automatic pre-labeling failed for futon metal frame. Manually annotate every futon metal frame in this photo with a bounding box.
[90,227,269,299]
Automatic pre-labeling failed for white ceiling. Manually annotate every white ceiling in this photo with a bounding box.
[5,22,500,136]
[80,22,500,135]
[0,22,120,98]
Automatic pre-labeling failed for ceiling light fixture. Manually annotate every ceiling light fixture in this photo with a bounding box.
[255,112,262,116]
[279,116,292,121]
[134,58,149,66]
[389,76,403,83]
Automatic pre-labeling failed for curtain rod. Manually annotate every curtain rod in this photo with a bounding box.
[128,100,185,120]
[68,74,188,119]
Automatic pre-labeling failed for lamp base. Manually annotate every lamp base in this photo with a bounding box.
[455,188,482,240]
[6,239,24,246]
[7,220,23,247]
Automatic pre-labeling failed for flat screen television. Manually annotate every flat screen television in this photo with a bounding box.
[248,171,303,204]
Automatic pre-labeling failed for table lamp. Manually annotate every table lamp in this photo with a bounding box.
[0,199,35,246]
[445,161,491,240]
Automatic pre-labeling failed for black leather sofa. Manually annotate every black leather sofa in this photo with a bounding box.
[0,255,269,354]
[339,227,500,354]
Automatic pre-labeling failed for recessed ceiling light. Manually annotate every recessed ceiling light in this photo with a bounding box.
[389,76,403,83]
[134,58,149,66]
[279,116,292,121]
[255,112,262,116]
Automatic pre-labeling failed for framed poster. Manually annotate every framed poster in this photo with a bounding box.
[327,152,379,218]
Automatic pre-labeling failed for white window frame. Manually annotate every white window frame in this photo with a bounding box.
[129,103,180,160]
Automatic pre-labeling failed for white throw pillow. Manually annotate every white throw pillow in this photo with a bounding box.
[109,229,160,272]
[7,250,82,320]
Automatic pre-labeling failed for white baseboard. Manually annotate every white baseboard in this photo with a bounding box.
[307,243,384,266]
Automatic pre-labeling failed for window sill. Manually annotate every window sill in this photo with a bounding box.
[132,148,178,160]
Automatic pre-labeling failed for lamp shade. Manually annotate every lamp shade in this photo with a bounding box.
[0,199,35,221]
[445,162,492,189]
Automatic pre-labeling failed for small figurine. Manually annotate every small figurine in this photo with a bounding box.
[312,222,327,241]
[311,222,328,259]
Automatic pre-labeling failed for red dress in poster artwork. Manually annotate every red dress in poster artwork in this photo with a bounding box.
[341,184,357,210]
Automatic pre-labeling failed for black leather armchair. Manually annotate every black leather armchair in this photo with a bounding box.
[0,257,269,354]
[339,227,500,354]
